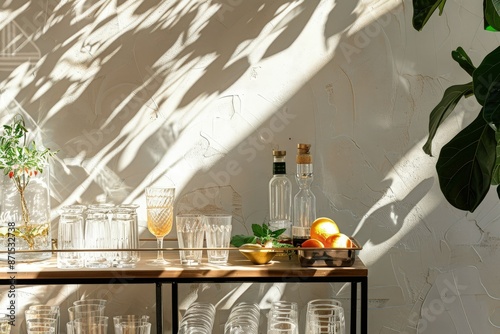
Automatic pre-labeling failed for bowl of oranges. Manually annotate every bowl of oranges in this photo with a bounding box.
[297,217,362,267]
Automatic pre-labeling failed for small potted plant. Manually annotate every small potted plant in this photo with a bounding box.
[0,114,57,261]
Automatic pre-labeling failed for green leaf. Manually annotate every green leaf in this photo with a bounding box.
[251,224,264,237]
[230,234,257,247]
[473,46,500,106]
[436,110,496,212]
[412,0,448,31]
[269,228,287,238]
[423,82,473,156]
[485,0,500,31]
[451,47,476,76]
[491,132,500,185]
[262,223,270,234]
[482,75,500,129]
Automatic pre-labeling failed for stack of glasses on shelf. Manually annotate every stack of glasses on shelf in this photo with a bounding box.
[305,299,345,334]
[14,298,345,334]
[67,299,107,333]
[177,302,216,334]
[265,299,345,334]
[267,301,298,334]
[57,204,140,270]
[24,304,60,334]
[0,314,12,334]
[66,299,151,334]
[224,302,261,334]
[113,315,151,334]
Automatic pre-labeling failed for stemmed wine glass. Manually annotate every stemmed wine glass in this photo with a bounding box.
[145,187,175,266]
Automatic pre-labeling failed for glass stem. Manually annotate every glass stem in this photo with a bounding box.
[156,237,164,261]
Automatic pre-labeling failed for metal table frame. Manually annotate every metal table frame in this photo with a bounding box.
[0,253,368,334]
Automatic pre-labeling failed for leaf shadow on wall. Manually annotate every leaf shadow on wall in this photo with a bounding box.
[353,177,435,248]
[0,0,342,207]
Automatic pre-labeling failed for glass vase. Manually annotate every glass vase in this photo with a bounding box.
[0,167,52,262]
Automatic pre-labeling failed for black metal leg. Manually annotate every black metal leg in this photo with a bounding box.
[172,281,178,334]
[361,277,368,334]
[156,283,163,334]
[350,281,357,334]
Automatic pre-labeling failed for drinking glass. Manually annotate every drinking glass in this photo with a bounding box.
[67,305,105,322]
[178,302,215,334]
[73,316,108,334]
[114,321,151,334]
[28,305,60,334]
[84,213,112,268]
[145,187,175,265]
[0,314,11,334]
[118,204,141,264]
[224,302,260,334]
[26,318,57,333]
[305,302,345,334]
[176,214,206,265]
[57,209,85,269]
[267,301,298,334]
[205,214,232,264]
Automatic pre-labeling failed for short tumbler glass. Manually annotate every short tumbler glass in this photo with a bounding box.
[205,214,232,264]
[176,214,206,265]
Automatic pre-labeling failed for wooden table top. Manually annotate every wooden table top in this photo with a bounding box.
[1,250,367,282]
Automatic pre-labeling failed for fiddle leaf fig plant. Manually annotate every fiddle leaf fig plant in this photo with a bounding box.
[413,1,500,212]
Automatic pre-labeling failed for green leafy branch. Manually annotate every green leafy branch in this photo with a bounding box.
[0,114,57,249]
[230,223,292,248]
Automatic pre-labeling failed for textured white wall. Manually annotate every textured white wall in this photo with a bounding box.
[1,0,500,333]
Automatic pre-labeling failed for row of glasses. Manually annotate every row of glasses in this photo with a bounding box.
[57,204,140,269]
[175,213,233,265]
[305,299,345,334]
[145,187,233,266]
[267,301,298,334]
[224,302,260,334]
[177,302,216,334]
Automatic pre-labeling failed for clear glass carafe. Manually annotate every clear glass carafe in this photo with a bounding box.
[0,167,52,262]
[269,150,293,243]
[292,144,316,246]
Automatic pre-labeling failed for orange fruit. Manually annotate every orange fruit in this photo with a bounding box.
[325,233,353,248]
[310,217,340,244]
[301,239,325,248]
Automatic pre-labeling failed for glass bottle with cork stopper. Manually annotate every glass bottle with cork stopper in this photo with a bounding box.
[292,143,316,246]
[268,149,293,244]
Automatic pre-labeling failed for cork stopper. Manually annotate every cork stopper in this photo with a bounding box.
[296,143,312,164]
[272,150,286,157]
